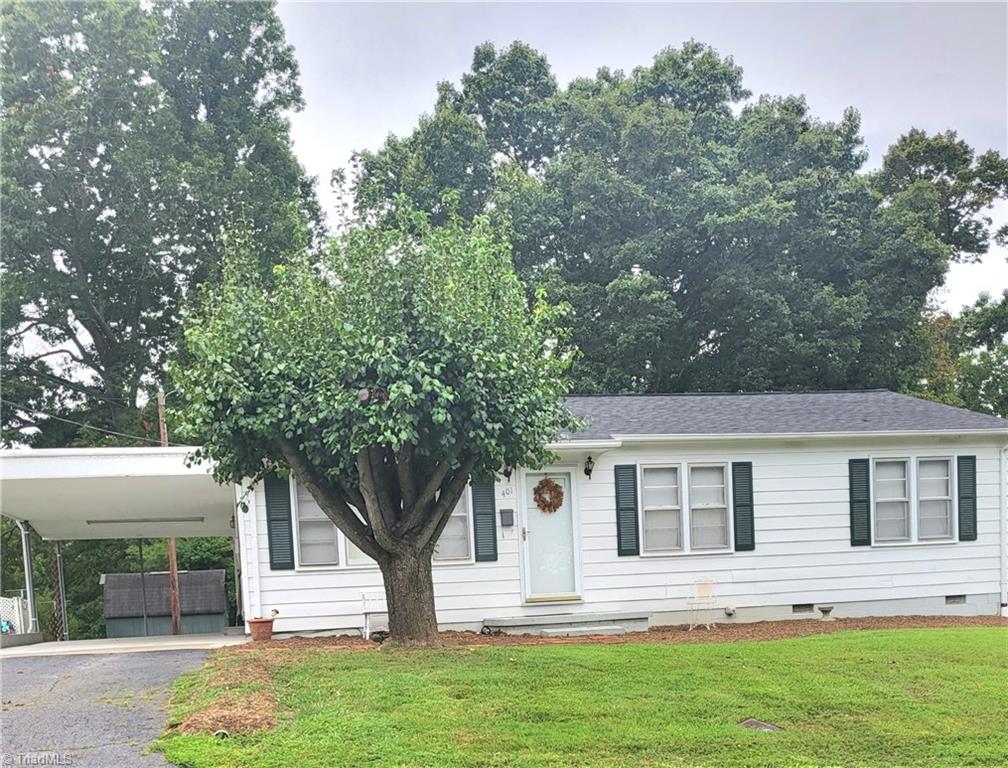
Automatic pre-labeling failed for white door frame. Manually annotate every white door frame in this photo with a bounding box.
[518,465,583,603]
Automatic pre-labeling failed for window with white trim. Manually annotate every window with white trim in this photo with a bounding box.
[917,457,953,540]
[294,483,339,565]
[641,466,682,552]
[292,480,473,567]
[688,464,729,549]
[433,491,471,561]
[873,459,910,542]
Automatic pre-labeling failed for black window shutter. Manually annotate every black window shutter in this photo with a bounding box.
[471,478,498,562]
[731,462,755,551]
[849,458,871,546]
[264,472,295,570]
[614,464,640,556]
[957,455,977,542]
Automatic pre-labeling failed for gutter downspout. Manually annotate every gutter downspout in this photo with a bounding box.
[15,521,38,633]
[1000,444,1007,617]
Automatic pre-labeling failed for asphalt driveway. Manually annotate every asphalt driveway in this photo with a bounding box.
[1,650,207,767]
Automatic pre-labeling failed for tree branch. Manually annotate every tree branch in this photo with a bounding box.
[395,443,416,519]
[401,451,456,533]
[369,445,399,530]
[23,348,85,366]
[337,481,366,516]
[417,455,477,549]
[14,364,123,407]
[276,438,383,561]
[355,448,406,555]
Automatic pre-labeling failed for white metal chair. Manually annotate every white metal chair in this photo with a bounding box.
[361,590,387,640]
[687,578,718,630]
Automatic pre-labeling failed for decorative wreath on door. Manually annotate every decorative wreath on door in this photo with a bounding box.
[533,477,565,514]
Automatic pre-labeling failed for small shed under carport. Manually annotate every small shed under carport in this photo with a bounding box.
[103,569,229,637]
[0,446,238,642]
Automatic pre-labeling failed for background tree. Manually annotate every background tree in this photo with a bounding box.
[953,291,1008,417]
[353,41,1008,396]
[911,290,1008,418]
[1,0,321,446]
[174,211,576,645]
[1,0,310,637]
[874,129,1008,262]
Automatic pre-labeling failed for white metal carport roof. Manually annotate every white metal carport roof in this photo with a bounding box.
[0,446,235,540]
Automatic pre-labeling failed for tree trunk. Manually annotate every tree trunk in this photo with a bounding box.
[379,548,440,647]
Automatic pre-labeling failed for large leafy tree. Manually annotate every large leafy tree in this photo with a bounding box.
[912,290,1008,419]
[1,0,321,445]
[354,41,1007,394]
[174,212,575,645]
[874,129,1008,262]
[956,291,1008,418]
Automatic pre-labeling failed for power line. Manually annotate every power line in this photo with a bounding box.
[2,400,189,447]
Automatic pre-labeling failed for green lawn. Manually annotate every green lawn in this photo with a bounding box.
[157,628,1008,768]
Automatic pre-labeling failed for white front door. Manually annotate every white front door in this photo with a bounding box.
[522,471,579,601]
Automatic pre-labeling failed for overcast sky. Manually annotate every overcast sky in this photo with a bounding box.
[276,1,1008,313]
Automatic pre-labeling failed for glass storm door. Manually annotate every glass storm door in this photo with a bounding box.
[523,472,578,601]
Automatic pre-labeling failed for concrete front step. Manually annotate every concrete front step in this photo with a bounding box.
[540,625,627,637]
[487,610,647,628]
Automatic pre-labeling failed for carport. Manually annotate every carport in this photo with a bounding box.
[0,446,238,644]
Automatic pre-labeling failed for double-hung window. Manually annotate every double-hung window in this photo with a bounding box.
[294,483,340,565]
[293,481,473,567]
[873,459,910,542]
[688,464,730,549]
[640,463,731,553]
[641,466,682,552]
[916,457,953,540]
[433,491,472,561]
[872,457,954,543]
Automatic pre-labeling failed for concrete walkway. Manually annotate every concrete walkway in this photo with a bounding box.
[1,650,209,767]
[0,632,247,659]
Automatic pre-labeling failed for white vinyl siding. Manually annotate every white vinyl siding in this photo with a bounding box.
[873,459,910,542]
[242,440,1000,635]
[688,464,729,549]
[641,466,682,552]
[433,492,472,561]
[917,458,953,540]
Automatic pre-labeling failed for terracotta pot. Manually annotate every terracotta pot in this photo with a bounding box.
[248,617,275,642]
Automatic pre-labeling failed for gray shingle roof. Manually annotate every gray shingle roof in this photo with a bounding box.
[563,390,1008,441]
[103,569,227,619]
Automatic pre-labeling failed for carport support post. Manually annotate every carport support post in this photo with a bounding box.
[138,537,149,637]
[55,541,69,641]
[15,520,39,633]
[158,387,182,636]
[167,537,181,635]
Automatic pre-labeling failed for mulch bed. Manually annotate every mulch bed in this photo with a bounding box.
[241,614,1007,652]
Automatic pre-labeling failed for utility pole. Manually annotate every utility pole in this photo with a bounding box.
[158,388,182,635]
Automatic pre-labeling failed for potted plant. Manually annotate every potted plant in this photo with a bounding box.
[248,608,279,641]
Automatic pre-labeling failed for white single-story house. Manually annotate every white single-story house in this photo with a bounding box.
[3,390,1007,638]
